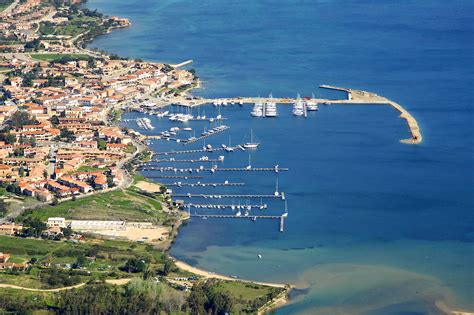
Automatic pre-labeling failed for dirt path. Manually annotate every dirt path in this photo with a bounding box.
[0,278,132,292]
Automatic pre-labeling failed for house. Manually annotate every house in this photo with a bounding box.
[47,217,67,228]
[0,252,11,263]
[0,223,23,236]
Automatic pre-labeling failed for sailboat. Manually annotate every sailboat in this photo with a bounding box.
[246,154,252,170]
[274,175,280,197]
[243,129,260,149]
[225,136,234,152]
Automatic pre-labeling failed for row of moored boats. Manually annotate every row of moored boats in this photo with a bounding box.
[251,94,319,117]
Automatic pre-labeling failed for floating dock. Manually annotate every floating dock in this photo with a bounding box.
[153,147,231,156]
[146,175,204,179]
[148,158,225,164]
[164,182,245,187]
[190,214,287,232]
[141,166,287,173]
[185,126,230,145]
[173,193,285,199]
[185,203,267,210]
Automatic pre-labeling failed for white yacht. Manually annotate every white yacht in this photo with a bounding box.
[265,94,278,117]
[293,94,305,116]
[251,100,264,117]
[243,129,260,149]
[306,94,319,111]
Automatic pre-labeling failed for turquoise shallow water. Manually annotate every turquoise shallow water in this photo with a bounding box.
[87,0,473,314]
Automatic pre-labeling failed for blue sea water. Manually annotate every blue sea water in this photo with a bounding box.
[86,0,473,314]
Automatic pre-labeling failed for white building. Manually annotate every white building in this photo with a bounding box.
[70,220,126,231]
[47,217,67,228]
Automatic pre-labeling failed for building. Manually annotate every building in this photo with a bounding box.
[0,223,23,236]
[70,220,126,231]
[47,217,67,228]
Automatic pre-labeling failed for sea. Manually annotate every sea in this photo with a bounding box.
[86,0,474,314]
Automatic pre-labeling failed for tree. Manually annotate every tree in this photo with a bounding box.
[59,128,75,141]
[9,111,36,129]
[162,258,175,276]
[120,258,147,273]
[187,284,207,315]
[97,139,107,150]
[62,227,73,237]
[0,132,16,144]
[51,115,60,126]
[160,288,185,314]
[23,218,46,238]
[209,291,234,315]
[75,255,88,267]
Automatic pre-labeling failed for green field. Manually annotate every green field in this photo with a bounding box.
[0,0,13,12]
[214,280,285,313]
[29,53,91,62]
[18,189,165,223]
[0,236,166,289]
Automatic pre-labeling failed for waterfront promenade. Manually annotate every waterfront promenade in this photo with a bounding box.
[171,85,422,144]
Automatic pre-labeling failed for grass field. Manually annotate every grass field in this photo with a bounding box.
[0,0,13,12]
[215,280,285,313]
[19,189,165,223]
[29,53,91,62]
[0,236,167,289]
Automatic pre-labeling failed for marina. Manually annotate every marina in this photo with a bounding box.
[169,85,422,144]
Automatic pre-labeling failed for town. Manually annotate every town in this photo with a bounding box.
[0,0,196,209]
[0,1,291,314]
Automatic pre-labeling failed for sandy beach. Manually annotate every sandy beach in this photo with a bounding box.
[173,258,290,289]
[134,181,163,193]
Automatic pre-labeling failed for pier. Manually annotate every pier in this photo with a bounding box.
[165,182,245,187]
[185,203,267,210]
[146,175,204,179]
[170,59,193,68]
[191,214,281,219]
[173,193,285,199]
[153,147,231,155]
[147,158,225,163]
[190,214,286,232]
[140,166,288,173]
[185,126,230,145]
[169,85,422,144]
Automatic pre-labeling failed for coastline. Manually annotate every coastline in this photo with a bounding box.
[87,6,294,312]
